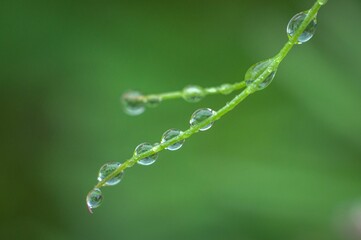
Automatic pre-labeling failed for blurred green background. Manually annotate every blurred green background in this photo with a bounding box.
[1,0,361,239]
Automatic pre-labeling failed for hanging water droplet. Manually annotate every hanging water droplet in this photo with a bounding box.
[161,129,185,151]
[287,11,317,44]
[182,85,205,103]
[146,95,161,108]
[97,162,124,186]
[245,59,276,90]
[134,143,158,166]
[190,108,216,131]
[121,91,145,116]
[219,84,233,95]
[86,188,103,213]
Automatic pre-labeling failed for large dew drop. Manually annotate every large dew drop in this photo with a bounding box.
[161,129,185,151]
[182,85,205,103]
[287,11,317,44]
[97,162,124,186]
[121,91,145,116]
[245,59,276,90]
[134,143,159,166]
[86,188,103,213]
[189,108,216,131]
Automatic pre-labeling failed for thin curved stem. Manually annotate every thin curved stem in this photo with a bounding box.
[93,0,325,191]
[144,81,246,101]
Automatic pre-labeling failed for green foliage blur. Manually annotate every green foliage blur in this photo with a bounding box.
[1,0,361,239]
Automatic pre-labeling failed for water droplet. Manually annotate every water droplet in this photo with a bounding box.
[318,0,328,5]
[121,91,145,116]
[287,11,317,44]
[219,84,233,95]
[245,59,276,90]
[161,129,185,151]
[97,162,124,186]
[86,188,103,213]
[182,85,205,103]
[134,143,158,166]
[146,95,161,108]
[190,108,216,131]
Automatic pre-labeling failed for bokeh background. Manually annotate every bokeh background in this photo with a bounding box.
[1,0,361,239]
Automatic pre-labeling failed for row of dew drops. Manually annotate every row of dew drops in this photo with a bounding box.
[87,9,318,213]
[87,107,216,213]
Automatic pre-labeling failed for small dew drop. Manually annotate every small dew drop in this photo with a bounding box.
[97,162,124,186]
[287,11,317,44]
[182,85,205,103]
[245,59,276,90]
[219,84,233,95]
[86,188,103,213]
[134,143,159,166]
[121,91,145,116]
[146,95,162,108]
[190,108,216,131]
[161,129,185,151]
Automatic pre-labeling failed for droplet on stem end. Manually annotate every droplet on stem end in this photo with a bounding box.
[86,188,103,213]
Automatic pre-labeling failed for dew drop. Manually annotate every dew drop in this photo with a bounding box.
[287,11,317,44]
[219,84,233,95]
[317,0,328,5]
[134,143,159,166]
[190,108,216,131]
[182,85,205,103]
[245,59,276,90]
[97,162,124,186]
[121,91,145,116]
[146,95,161,108]
[86,188,103,213]
[161,129,185,151]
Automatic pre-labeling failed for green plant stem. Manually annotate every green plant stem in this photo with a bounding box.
[93,0,325,190]
[144,81,246,101]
